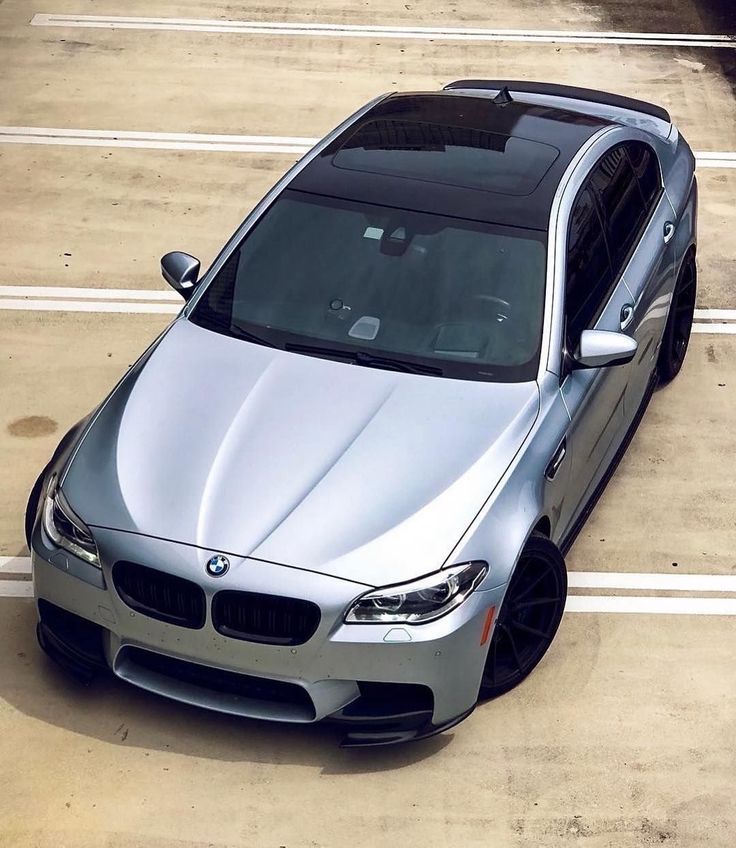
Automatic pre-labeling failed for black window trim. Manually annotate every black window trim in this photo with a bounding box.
[624,140,664,225]
[560,140,664,378]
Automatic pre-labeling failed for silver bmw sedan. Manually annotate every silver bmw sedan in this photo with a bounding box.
[26,81,697,746]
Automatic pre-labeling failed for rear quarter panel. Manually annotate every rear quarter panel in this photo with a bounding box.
[657,130,698,269]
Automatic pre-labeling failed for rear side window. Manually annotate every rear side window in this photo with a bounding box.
[565,186,613,347]
[626,141,661,211]
[589,146,647,279]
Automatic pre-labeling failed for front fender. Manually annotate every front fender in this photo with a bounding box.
[444,376,570,590]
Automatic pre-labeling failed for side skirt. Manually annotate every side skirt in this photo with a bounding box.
[559,370,658,556]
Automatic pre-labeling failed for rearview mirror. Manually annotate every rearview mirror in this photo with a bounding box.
[573,330,637,369]
[161,251,200,299]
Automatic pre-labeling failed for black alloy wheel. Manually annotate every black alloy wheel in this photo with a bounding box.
[479,532,567,699]
[658,254,697,384]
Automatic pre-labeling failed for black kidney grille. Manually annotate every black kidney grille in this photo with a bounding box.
[112,561,206,629]
[212,590,321,646]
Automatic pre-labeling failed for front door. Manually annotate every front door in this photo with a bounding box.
[558,141,662,534]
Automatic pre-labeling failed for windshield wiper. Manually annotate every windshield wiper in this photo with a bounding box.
[284,342,443,376]
[228,323,276,348]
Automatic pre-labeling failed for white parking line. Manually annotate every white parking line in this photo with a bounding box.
[0,286,180,301]
[30,14,736,49]
[692,324,736,334]
[0,298,180,314]
[0,557,32,574]
[0,126,314,155]
[0,127,734,168]
[694,308,736,320]
[0,581,34,598]
[568,571,736,592]
[565,596,736,615]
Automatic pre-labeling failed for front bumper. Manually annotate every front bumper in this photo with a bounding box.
[31,524,505,745]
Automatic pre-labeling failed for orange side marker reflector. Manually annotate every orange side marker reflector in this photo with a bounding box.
[480,606,496,646]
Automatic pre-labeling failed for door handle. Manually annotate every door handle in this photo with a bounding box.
[620,303,635,330]
[545,438,567,481]
[663,221,675,244]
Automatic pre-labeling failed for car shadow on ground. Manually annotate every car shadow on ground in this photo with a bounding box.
[0,599,454,773]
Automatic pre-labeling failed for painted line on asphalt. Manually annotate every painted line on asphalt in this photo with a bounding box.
[30,14,736,49]
[0,126,312,155]
[568,571,736,592]
[0,298,180,314]
[694,308,736,320]
[0,581,34,598]
[0,286,180,301]
[565,595,736,614]
[0,127,734,168]
[0,127,319,145]
[692,324,736,334]
[0,557,32,574]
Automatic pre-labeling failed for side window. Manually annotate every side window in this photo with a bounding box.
[626,141,661,211]
[589,145,647,279]
[565,185,613,350]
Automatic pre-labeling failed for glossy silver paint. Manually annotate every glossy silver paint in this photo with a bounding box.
[575,330,638,368]
[31,86,698,733]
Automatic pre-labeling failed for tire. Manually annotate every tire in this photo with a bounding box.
[657,253,697,384]
[479,531,567,700]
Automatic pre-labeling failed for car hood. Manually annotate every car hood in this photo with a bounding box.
[63,319,539,586]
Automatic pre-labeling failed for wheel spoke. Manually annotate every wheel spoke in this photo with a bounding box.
[511,619,552,641]
[513,596,560,610]
[513,563,553,601]
[500,623,524,673]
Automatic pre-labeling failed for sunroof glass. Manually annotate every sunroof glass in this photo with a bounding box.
[333,119,560,197]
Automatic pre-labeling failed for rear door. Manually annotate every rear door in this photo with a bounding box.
[619,141,676,416]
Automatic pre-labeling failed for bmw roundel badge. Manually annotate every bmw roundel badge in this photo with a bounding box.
[205,554,230,577]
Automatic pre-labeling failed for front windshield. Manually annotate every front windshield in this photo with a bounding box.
[190,190,547,382]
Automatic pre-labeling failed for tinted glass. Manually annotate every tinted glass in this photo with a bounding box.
[589,146,647,278]
[626,141,661,210]
[565,186,613,346]
[190,191,547,382]
[333,119,560,196]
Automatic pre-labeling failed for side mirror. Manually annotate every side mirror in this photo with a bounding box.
[161,251,200,300]
[573,329,638,369]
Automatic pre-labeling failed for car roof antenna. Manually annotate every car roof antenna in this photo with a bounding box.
[493,86,514,105]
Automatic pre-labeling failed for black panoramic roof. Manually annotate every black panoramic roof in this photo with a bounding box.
[291,92,611,230]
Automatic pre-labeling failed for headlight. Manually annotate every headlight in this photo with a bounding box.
[345,561,487,625]
[42,476,100,567]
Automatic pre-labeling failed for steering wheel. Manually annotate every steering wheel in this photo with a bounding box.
[473,294,513,323]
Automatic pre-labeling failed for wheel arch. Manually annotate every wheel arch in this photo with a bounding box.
[24,414,93,549]
[532,515,552,538]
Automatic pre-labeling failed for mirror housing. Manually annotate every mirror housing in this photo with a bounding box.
[573,329,638,369]
[161,251,200,300]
